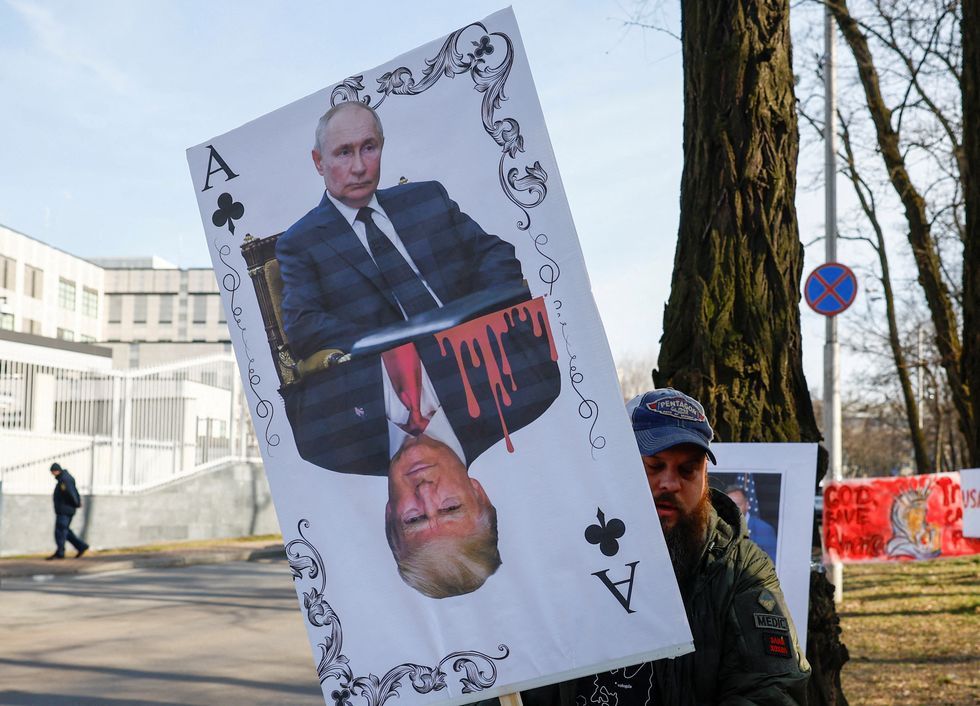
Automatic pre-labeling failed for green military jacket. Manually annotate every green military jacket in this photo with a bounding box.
[478,489,810,705]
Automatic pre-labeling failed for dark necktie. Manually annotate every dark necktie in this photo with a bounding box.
[356,207,438,317]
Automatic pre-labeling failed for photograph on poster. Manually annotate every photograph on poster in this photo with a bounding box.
[188,8,693,706]
[709,443,817,649]
[709,471,781,565]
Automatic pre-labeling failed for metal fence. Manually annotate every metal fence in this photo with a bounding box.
[0,354,259,495]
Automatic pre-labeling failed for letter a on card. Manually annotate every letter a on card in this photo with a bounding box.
[592,561,639,614]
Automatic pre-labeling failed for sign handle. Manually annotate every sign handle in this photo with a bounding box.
[499,693,524,706]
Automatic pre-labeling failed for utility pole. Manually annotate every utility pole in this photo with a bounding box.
[823,5,843,604]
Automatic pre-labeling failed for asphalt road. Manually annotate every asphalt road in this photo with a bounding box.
[0,558,325,705]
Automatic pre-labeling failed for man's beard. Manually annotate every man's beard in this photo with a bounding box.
[661,488,711,585]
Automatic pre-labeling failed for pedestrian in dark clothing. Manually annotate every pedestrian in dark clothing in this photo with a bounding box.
[47,462,88,560]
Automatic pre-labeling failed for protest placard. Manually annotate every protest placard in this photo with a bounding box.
[710,443,817,648]
[960,468,980,539]
[824,472,980,563]
[187,9,690,705]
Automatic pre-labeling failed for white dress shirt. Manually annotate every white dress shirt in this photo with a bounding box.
[382,357,466,463]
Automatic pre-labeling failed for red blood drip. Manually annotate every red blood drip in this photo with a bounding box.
[435,297,557,453]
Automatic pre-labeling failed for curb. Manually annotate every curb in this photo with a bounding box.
[0,544,285,581]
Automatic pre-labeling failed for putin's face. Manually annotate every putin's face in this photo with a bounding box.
[313,105,383,209]
[386,435,489,549]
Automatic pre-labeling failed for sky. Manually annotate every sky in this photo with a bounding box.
[0,0,857,395]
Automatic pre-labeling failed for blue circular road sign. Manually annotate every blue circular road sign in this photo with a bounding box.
[805,263,858,316]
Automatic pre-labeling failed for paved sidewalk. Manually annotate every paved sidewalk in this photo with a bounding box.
[0,537,285,579]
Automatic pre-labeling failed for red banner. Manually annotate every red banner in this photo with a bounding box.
[823,472,980,563]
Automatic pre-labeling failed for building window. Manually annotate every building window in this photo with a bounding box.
[193,295,207,324]
[79,334,96,343]
[22,318,40,335]
[82,287,98,317]
[0,313,13,330]
[57,328,74,341]
[158,295,174,324]
[0,256,15,290]
[24,266,43,299]
[108,295,122,323]
[133,295,147,324]
[58,278,76,311]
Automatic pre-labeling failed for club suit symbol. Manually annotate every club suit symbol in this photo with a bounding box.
[585,508,626,558]
[212,192,245,234]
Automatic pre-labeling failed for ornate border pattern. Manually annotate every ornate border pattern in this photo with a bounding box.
[330,23,547,231]
[553,299,606,454]
[286,520,510,704]
[215,241,280,448]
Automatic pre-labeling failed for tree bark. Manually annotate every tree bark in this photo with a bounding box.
[654,1,819,447]
[655,2,847,703]
[963,0,980,466]
[826,0,975,464]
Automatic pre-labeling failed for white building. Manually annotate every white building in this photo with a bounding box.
[0,224,105,342]
[0,224,231,367]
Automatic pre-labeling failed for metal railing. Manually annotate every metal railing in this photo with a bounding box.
[0,354,259,495]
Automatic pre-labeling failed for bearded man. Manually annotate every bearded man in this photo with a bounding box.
[479,388,810,706]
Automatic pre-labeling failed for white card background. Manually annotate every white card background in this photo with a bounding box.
[711,442,817,649]
[960,468,980,538]
[186,9,691,705]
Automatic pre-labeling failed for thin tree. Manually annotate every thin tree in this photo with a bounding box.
[825,0,974,464]
[963,0,980,461]
[838,115,930,471]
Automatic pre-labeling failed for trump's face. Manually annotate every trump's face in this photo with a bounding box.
[387,435,489,548]
[313,105,383,209]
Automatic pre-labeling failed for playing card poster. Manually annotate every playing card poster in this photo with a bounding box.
[709,443,817,649]
[824,472,980,563]
[186,9,691,705]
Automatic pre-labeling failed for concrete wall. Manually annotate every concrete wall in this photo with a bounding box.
[0,460,278,557]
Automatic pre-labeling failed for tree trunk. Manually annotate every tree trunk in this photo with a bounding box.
[655,1,847,703]
[963,0,980,467]
[655,1,818,446]
[826,0,974,464]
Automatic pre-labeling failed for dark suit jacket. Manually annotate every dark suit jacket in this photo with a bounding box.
[276,181,559,475]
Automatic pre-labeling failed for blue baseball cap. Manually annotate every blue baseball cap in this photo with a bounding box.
[625,388,716,464]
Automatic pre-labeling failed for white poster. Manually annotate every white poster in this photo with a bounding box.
[710,443,817,648]
[961,468,980,539]
[186,9,691,705]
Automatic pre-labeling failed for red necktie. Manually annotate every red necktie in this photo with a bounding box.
[382,343,430,436]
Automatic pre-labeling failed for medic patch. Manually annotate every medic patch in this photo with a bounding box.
[757,590,777,612]
[763,632,792,658]
[754,613,789,632]
[646,396,705,422]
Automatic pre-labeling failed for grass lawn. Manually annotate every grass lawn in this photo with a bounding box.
[837,555,979,705]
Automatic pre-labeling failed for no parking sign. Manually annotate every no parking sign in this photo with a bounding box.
[805,263,857,316]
